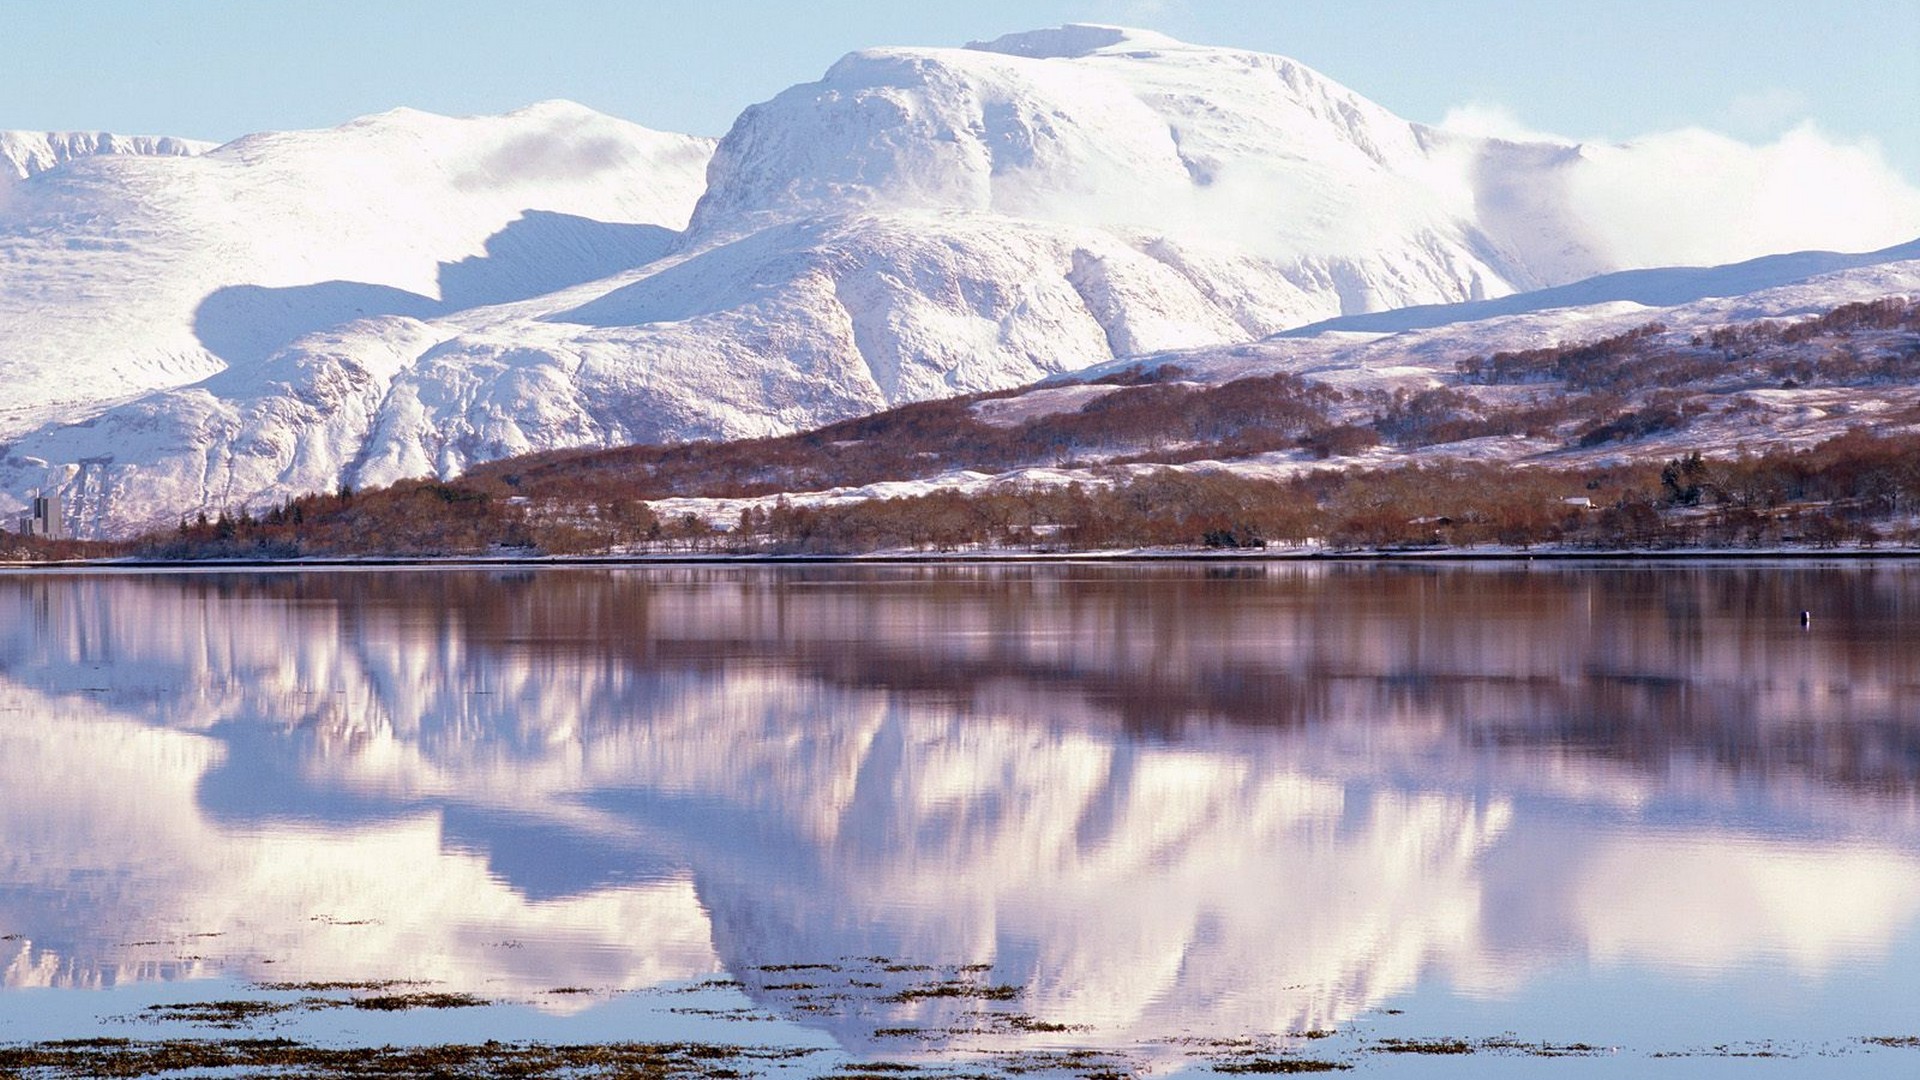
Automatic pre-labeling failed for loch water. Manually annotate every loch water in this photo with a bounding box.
[2,562,1918,1075]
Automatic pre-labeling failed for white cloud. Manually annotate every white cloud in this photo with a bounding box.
[1438,103,1575,146]
[1568,122,1920,268]
[1445,105,1920,271]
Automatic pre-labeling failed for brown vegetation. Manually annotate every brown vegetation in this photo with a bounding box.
[0,1037,813,1079]
[1460,300,1920,393]
[1,298,1904,562]
[113,427,1920,558]
[473,369,1346,507]
[0,532,130,563]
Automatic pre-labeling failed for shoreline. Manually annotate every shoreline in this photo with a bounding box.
[4,545,1920,571]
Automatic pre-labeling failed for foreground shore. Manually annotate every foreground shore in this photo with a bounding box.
[6,975,1917,1079]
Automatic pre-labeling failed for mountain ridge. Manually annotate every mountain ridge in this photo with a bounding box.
[0,129,213,181]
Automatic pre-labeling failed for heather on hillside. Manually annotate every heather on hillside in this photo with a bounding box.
[113,428,1920,559]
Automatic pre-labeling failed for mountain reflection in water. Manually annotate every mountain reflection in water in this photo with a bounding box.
[2,564,1918,1052]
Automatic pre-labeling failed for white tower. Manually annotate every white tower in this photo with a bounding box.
[19,470,66,540]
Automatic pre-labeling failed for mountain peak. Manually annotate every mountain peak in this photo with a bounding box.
[963,24,1185,60]
[692,23,1443,243]
[505,98,609,121]
[348,104,444,128]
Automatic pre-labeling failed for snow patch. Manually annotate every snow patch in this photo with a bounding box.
[964,25,1183,60]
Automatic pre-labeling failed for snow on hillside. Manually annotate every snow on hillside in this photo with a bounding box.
[1280,237,1920,338]
[1005,250,1920,439]
[1159,253,1920,389]
[0,130,212,181]
[4,24,1918,538]
[0,102,713,437]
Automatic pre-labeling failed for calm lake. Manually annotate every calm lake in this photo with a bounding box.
[2,562,1918,1076]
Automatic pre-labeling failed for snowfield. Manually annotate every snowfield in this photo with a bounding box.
[3,24,1918,537]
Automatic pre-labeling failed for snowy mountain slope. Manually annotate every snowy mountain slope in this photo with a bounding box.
[1280,236,1920,338]
[0,102,713,437]
[6,24,1919,538]
[1146,252,1920,388]
[327,17,1576,487]
[0,130,212,181]
[0,208,1477,537]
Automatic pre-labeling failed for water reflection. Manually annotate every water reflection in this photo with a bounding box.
[2,564,1918,1052]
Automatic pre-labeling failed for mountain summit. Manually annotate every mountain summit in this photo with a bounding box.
[691,23,1557,283]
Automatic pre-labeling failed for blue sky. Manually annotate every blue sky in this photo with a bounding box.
[5,0,1917,179]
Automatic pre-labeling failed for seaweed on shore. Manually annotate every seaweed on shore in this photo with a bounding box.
[254,979,423,992]
[1370,1037,1473,1055]
[121,986,491,1030]
[349,991,487,1011]
[140,999,302,1028]
[1210,1060,1350,1074]
[885,982,1020,1004]
[0,1038,819,1079]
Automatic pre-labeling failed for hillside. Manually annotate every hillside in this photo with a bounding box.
[106,283,1920,561]
[474,282,1920,550]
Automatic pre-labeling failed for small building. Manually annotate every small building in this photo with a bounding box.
[19,491,64,540]
[1562,496,1595,510]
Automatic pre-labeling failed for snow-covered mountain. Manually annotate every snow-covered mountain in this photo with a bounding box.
[0,130,211,181]
[0,102,712,436]
[4,24,1917,537]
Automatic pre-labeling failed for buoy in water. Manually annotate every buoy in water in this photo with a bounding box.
[1801,610,1812,628]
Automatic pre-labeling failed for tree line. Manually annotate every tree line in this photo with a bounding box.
[76,428,1917,559]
